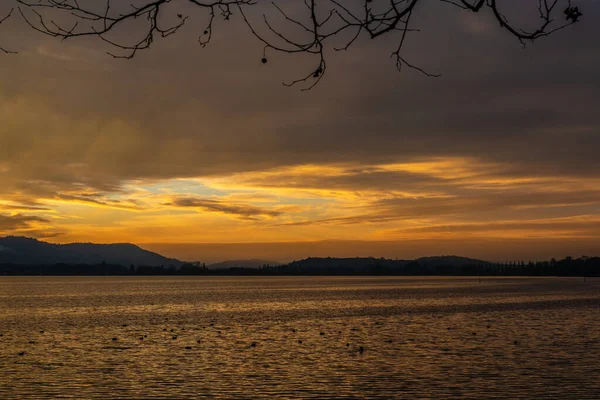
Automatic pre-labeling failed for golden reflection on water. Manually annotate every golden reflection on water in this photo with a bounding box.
[0,276,599,398]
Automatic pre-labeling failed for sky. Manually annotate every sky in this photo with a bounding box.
[1,0,599,263]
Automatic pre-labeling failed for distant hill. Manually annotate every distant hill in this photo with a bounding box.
[288,257,406,271]
[1,239,597,276]
[415,255,490,266]
[284,256,490,274]
[208,259,280,270]
[0,236,182,267]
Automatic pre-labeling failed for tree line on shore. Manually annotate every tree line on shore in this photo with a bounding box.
[1,256,599,276]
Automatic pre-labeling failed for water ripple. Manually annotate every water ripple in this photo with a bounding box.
[0,276,599,398]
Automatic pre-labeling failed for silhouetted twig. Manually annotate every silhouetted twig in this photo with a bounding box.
[10,0,583,89]
[0,8,17,54]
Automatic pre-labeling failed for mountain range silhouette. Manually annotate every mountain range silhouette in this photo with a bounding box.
[0,236,182,267]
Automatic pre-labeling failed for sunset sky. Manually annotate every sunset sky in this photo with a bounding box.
[1,1,599,262]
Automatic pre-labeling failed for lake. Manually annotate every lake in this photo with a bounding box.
[1,276,599,398]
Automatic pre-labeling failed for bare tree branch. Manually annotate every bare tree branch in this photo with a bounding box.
[6,0,583,89]
[0,8,17,54]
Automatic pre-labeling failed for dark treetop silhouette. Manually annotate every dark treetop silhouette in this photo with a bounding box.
[2,256,599,276]
[1,0,583,89]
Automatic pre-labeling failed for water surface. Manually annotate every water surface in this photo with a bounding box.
[1,276,599,398]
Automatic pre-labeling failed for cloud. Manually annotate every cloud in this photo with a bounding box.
[380,217,600,239]
[0,213,49,231]
[166,197,284,220]
[55,194,142,211]
[1,4,599,191]
[0,204,51,212]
